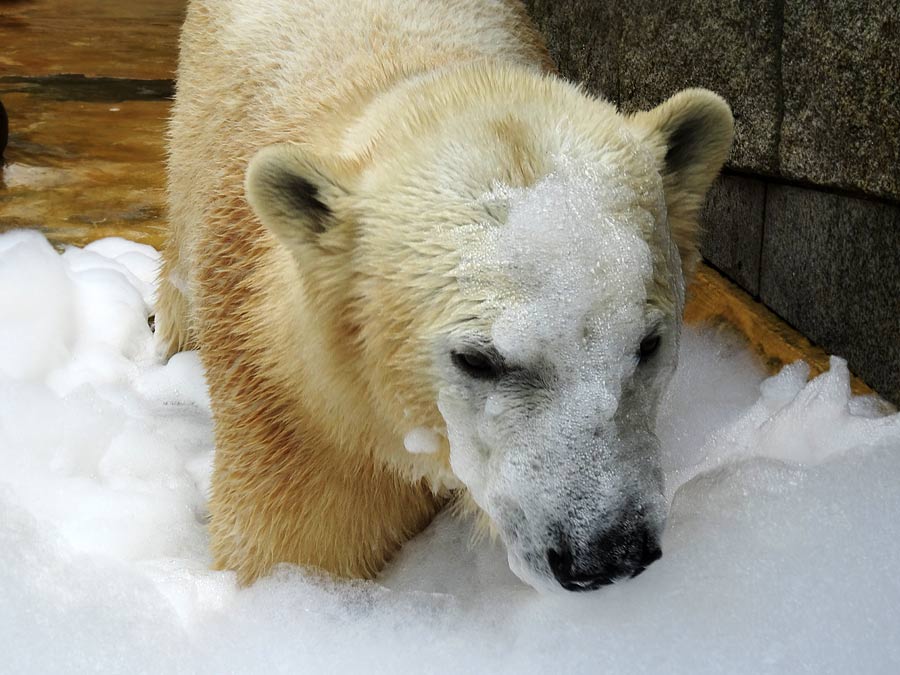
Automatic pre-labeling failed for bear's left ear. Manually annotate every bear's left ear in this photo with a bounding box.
[627,89,734,276]
[245,143,354,261]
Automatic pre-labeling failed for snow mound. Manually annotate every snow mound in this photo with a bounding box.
[0,230,898,674]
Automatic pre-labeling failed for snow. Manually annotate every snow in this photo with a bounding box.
[1,229,899,673]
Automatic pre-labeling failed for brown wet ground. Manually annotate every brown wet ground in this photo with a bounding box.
[0,0,179,247]
[0,0,885,402]
[1,0,184,80]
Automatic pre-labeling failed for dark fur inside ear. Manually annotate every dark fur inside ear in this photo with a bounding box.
[278,173,330,235]
[664,114,707,175]
[627,89,734,278]
[246,143,351,256]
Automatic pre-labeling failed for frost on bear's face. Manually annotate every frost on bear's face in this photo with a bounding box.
[437,163,682,592]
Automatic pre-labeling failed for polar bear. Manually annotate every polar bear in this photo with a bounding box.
[157,0,733,591]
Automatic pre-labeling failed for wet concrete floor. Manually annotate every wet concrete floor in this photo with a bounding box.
[1,0,183,248]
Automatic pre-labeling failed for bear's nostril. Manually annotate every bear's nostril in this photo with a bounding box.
[627,544,662,580]
[641,544,662,567]
[548,544,615,591]
[547,545,574,580]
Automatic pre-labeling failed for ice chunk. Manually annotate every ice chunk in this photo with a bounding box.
[403,427,441,454]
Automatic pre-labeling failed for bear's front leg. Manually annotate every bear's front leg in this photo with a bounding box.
[207,395,444,585]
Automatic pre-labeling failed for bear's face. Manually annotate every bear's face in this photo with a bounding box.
[245,73,733,591]
[435,165,679,591]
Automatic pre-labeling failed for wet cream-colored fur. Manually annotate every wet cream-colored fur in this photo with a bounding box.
[158,0,733,585]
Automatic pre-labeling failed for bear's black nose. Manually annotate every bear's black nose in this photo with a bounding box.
[547,525,662,591]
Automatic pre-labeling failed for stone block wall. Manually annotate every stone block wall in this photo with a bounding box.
[524,0,900,404]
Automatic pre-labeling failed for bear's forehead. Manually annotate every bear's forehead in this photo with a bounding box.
[457,168,660,306]
[453,167,663,366]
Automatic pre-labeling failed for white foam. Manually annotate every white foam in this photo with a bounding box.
[403,427,442,454]
[1,229,899,673]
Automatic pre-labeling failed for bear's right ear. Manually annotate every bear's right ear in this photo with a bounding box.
[626,90,734,277]
[245,143,352,256]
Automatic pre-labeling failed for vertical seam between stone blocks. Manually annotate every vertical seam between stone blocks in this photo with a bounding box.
[757,181,770,300]
[771,0,786,172]
[614,7,622,108]
[761,0,786,300]
[582,18,599,98]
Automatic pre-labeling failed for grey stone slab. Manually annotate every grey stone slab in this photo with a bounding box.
[522,0,619,103]
[760,185,900,405]
[699,174,766,295]
[617,0,781,173]
[780,1,900,201]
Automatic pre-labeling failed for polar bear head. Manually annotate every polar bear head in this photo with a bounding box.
[245,67,732,592]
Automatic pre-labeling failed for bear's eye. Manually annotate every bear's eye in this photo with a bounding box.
[638,334,661,364]
[451,349,503,380]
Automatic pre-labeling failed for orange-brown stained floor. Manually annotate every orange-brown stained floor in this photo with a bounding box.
[0,0,885,402]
